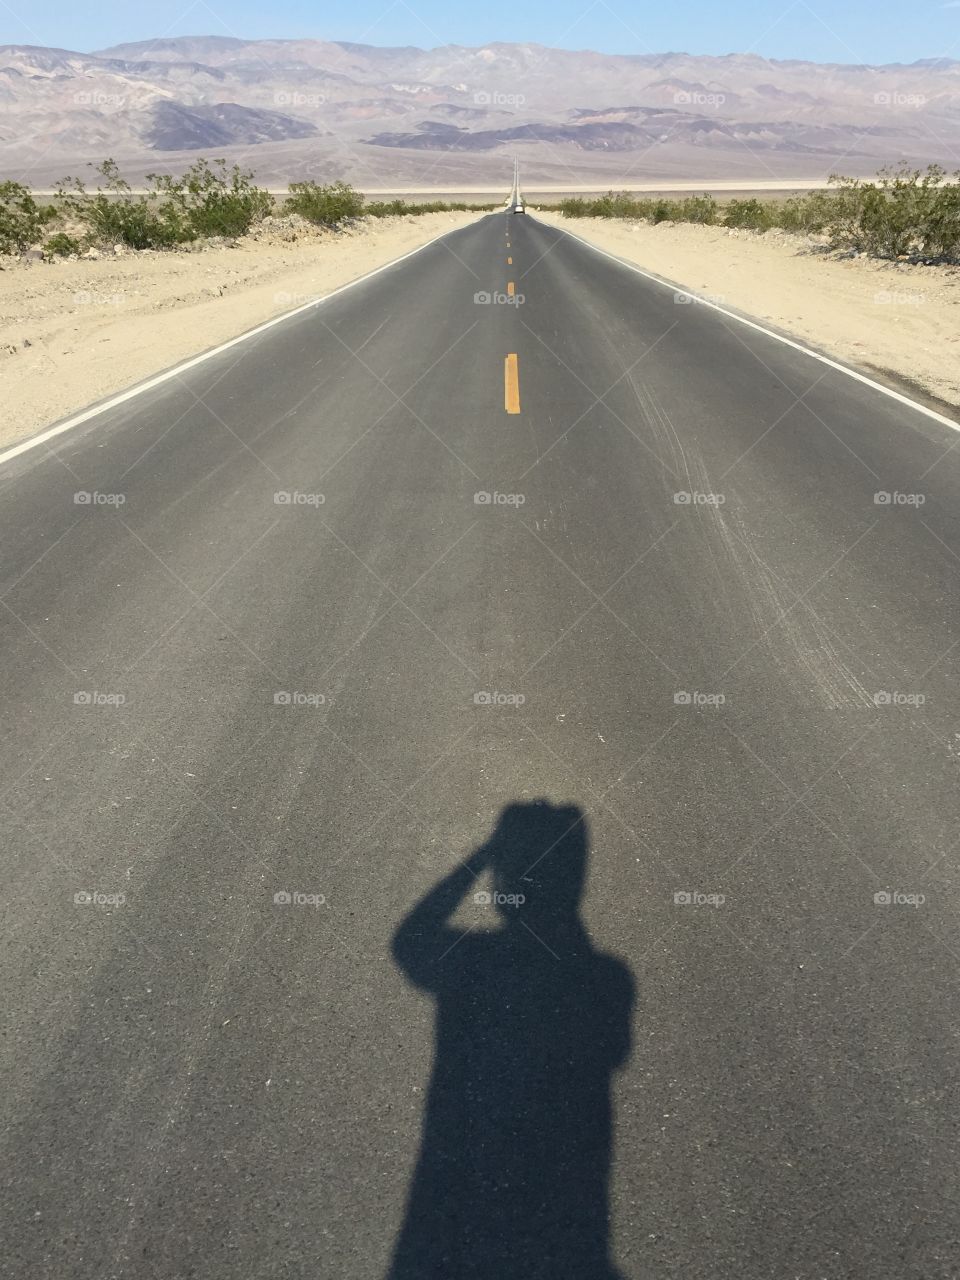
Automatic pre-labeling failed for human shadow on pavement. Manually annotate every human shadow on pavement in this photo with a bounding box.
[387,800,634,1280]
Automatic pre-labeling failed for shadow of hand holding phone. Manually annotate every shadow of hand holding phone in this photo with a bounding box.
[388,800,634,1280]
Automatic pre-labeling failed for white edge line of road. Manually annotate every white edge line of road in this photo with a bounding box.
[530,215,960,434]
[0,217,485,471]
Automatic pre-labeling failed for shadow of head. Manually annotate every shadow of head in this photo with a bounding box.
[486,799,587,928]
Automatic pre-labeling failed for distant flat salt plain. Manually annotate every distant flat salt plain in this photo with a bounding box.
[296,179,843,201]
[29,179,846,200]
[356,179,838,195]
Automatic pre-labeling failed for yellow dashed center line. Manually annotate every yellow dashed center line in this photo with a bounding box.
[507,256,512,265]
[504,354,520,414]
[507,281,515,297]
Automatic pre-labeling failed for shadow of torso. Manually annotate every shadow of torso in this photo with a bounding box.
[389,923,633,1279]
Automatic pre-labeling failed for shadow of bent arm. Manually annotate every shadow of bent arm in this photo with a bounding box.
[391,847,487,990]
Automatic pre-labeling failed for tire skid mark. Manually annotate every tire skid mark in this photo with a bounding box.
[633,377,874,711]
[689,458,875,710]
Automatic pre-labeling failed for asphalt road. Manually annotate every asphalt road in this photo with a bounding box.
[3,211,960,1279]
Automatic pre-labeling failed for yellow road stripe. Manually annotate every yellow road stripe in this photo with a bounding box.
[507,256,512,265]
[507,281,515,297]
[504,354,520,414]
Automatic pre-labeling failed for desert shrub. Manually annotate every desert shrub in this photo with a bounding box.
[56,158,271,248]
[882,164,960,258]
[558,191,648,219]
[44,232,82,257]
[649,198,679,223]
[56,160,179,248]
[554,168,960,262]
[363,199,493,217]
[0,180,44,253]
[149,159,272,239]
[558,191,712,223]
[559,196,587,217]
[820,166,960,259]
[677,194,718,224]
[775,193,831,233]
[286,180,365,226]
[874,165,946,257]
[366,199,407,217]
[917,179,960,259]
[723,198,774,231]
[611,192,649,219]
[823,172,909,256]
[47,163,493,247]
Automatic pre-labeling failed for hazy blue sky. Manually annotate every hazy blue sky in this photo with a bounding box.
[1,0,958,65]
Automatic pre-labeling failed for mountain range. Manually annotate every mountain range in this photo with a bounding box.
[1,36,958,187]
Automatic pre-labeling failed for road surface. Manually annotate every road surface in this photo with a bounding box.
[2,212,960,1278]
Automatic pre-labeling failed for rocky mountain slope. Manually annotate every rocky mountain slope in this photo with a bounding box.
[0,37,956,185]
